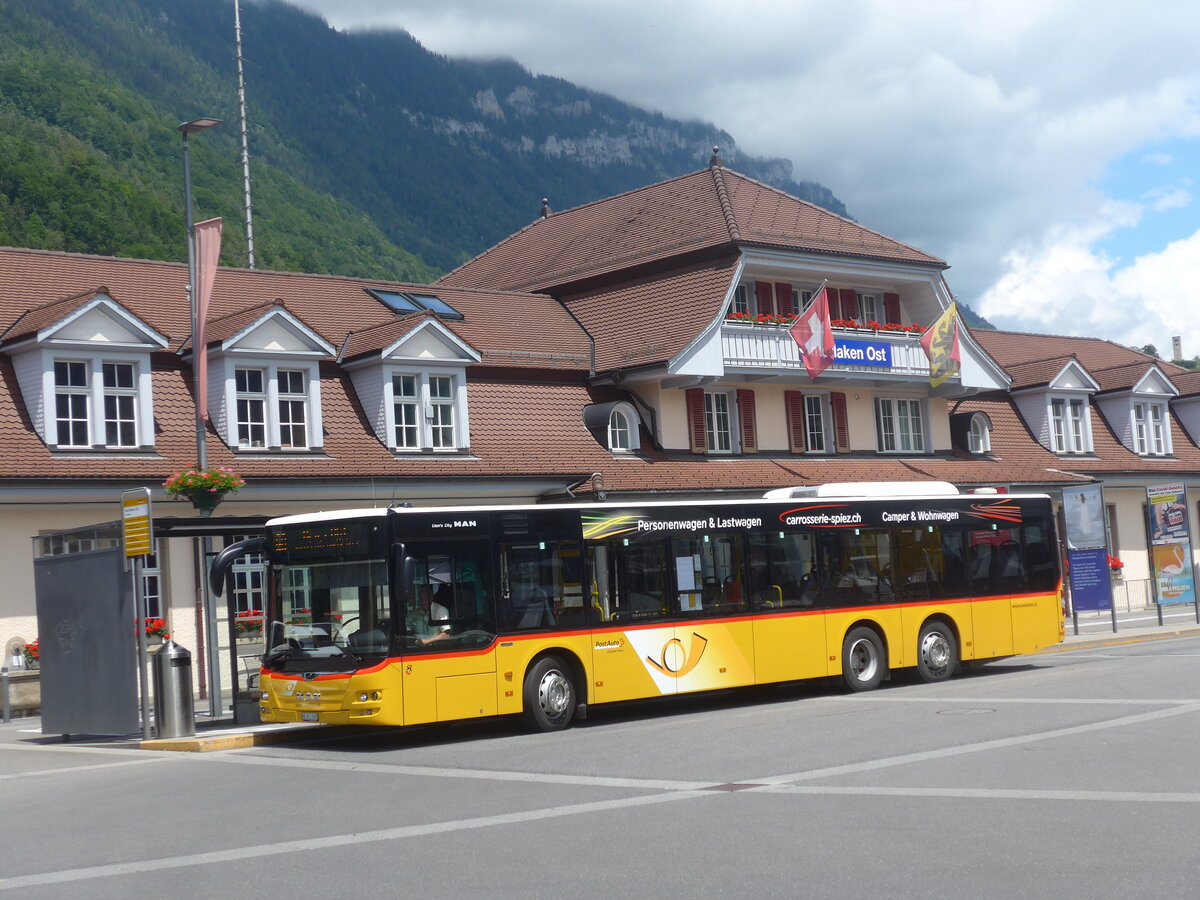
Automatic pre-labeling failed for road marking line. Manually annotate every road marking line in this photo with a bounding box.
[754,703,1200,786]
[0,758,165,781]
[762,785,1200,803]
[0,791,706,891]
[197,751,712,791]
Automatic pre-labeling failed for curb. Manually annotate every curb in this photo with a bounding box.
[138,723,321,752]
[1039,626,1200,654]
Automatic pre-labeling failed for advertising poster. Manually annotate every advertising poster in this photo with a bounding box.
[1151,543,1195,605]
[1147,484,1195,606]
[1147,483,1189,543]
[1068,547,1113,612]
[1062,484,1111,612]
[1063,484,1106,550]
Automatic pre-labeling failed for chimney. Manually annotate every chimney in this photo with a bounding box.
[540,197,552,219]
[1172,335,1182,361]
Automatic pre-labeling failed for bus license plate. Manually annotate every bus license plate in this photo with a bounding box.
[302,712,318,722]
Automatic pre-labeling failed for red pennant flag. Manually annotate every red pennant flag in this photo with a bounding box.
[193,217,222,422]
[788,284,836,379]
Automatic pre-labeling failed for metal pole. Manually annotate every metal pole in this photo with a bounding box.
[234,0,256,269]
[202,534,222,718]
[2,667,10,723]
[133,557,152,740]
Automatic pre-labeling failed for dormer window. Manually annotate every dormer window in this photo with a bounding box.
[968,413,992,453]
[50,357,148,449]
[1133,401,1169,455]
[387,369,464,451]
[1050,397,1090,454]
[584,400,642,454]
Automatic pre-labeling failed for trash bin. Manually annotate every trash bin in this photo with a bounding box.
[152,640,195,739]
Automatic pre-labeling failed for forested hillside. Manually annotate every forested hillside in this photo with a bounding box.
[0,0,848,281]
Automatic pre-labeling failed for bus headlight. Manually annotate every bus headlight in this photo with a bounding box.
[359,692,369,702]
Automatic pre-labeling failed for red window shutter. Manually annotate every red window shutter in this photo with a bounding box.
[840,289,859,321]
[755,282,775,317]
[686,388,707,454]
[737,389,758,453]
[884,292,901,325]
[826,285,842,320]
[785,391,806,453]
[775,282,794,317]
[830,392,850,453]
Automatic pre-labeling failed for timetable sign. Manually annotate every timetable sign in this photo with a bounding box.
[122,489,153,558]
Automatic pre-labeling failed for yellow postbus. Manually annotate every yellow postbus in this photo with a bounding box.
[213,482,1063,732]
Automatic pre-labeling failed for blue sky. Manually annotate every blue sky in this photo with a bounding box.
[290,0,1200,356]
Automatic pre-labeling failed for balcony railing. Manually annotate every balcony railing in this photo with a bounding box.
[721,322,932,378]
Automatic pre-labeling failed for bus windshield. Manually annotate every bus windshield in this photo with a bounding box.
[265,557,390,673]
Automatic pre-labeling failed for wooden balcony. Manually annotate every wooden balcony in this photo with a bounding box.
[720,321,934,379]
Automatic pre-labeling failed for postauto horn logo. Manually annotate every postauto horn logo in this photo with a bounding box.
[645,632,708,678]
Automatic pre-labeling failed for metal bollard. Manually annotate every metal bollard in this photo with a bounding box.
[151,640,195,739]
[2,666,9,723]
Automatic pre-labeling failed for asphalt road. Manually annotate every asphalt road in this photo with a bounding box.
[3,634,1200,899]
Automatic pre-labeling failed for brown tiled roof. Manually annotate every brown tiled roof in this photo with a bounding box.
[0,247,587,367]
[562,255,740,372]
[973,329,1179,375]
[439,165,944,294]
[1004,355,1080,390]
[1090,361,1168,394]
[1,288,110,343]
[1171,370,1200,398]
[953,390,1200,478]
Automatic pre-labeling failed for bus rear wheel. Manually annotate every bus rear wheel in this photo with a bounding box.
[916,621,957,683]
[841,626,885,692]
[520,656,576,732]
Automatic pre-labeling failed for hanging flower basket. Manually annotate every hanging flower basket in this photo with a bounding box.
[163,466,245,511]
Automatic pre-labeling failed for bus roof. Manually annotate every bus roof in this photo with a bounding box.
[265,482,1052,529]
[762,481,960,499]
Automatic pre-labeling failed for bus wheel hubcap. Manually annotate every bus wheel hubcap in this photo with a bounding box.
[849,640,877,681]
[539,670,570,716]
[922,633,950,672]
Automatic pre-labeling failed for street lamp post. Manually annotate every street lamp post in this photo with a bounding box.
[178,117,222,719]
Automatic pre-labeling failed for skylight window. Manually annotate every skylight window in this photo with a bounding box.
[367,289,464,320]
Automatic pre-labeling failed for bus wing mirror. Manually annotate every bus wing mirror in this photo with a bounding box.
[209,536,268,597]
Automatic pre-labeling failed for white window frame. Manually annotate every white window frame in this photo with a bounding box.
[857,292,880,323]
[606,402,641,454]
[1133,400,1170,456]
[54,359,90,448]
[102,362,138,448]
[228,533,266,614]
[385,367,468,452]
[391,373,420,449]
[235,367,268,449]
[804,394,827,454]
[51,356,149,450]
[968,413,992,454]
[1049,395,1092,454]
[276,369,309,450]
[875,395,926,453]
[732,284,750,316]
[704,391,735,454]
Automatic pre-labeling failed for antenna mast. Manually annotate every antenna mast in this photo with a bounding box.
[234,0,256,269]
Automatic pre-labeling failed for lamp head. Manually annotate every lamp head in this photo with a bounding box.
[177,117,222,135]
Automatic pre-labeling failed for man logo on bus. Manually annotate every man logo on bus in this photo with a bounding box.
[646,632,708,677]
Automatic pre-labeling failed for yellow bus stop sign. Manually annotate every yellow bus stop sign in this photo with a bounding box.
[122,489,153,558]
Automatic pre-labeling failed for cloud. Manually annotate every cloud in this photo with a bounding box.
[978,201,1200,354]
[286,0,1200,342]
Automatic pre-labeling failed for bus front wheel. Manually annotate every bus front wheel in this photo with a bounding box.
[841,626,885,692]
[520,656,576,732]
[916,621,957,683]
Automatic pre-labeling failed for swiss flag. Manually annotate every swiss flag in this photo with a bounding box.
[788,285,835,379]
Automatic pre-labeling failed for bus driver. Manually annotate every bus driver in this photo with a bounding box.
[408,584,451,645]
